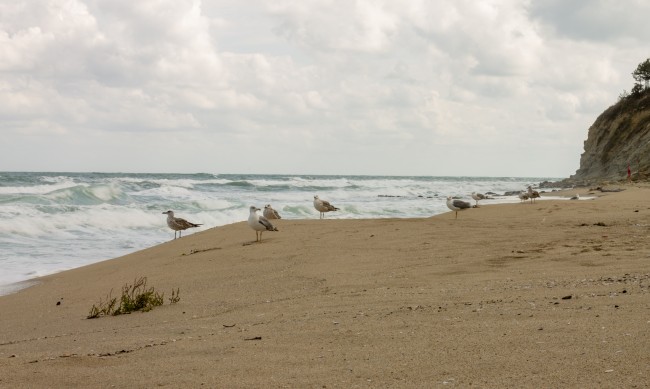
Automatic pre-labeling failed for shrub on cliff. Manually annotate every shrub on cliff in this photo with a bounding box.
[632,58,650,90]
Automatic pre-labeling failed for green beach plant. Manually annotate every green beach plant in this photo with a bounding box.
[87,276,180,319]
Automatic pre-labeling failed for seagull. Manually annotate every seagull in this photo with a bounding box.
[518,191,530,203]
[248,206,278,242]
[527,186,540,204]
[263,204,282,220]
[446,196,472,219]
[570,193,580,200]
[313,195,339,219]
[162,210,202,239]
[471,192,487,207]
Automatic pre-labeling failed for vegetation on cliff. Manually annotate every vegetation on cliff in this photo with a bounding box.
[567,58,650,185]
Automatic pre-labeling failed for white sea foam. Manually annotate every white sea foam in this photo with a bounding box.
[0,172,562,295]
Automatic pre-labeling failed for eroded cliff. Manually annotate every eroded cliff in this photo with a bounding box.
[569,90,650,184]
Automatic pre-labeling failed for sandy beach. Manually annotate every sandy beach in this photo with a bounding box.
[1,185,649,388]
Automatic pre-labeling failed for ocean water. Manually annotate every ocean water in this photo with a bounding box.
[0,172,562,295]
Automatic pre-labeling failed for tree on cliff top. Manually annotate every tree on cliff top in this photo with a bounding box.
[632,58,650,90]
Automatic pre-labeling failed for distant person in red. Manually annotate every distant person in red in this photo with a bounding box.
[627,164,632,183]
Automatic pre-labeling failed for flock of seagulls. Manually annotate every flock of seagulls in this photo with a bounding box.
[518,187,541,203]
[447,186,547,219]
[162,196,340,242]
[164,187,547,239]
[527,186,540,203]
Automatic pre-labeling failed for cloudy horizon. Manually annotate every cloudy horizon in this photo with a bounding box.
[1,1,648,177]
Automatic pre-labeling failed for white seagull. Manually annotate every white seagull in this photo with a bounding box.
[263,204,282,220]
[471,192,487,207]
[313,195,339,219]
[162,210,202,239]
[446,196,472,219]
[248,205,278,242]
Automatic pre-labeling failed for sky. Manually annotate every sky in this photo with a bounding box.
[1,1,648,177]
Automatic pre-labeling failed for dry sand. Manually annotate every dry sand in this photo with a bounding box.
[1,185,650,388]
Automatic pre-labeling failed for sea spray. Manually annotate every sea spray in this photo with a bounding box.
[0,172,561,294]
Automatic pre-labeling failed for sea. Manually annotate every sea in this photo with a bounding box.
[0,172,562,296]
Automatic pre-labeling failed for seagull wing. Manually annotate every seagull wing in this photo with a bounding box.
[258,216,278,231]
[322,200,339,211]
[175,217,202,229]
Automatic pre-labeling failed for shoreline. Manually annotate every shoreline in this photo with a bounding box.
[1,186,649,387]
[0,189,596,297]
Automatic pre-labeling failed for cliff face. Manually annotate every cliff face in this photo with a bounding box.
[570,91,650,183]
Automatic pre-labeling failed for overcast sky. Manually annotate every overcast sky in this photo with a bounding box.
[1,1,648,177]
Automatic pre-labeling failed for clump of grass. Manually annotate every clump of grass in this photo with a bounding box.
[169,288,180,304]
[87,277,180,319]
[87,291,117,319]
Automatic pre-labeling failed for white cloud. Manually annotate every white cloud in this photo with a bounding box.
[0,0,647,177]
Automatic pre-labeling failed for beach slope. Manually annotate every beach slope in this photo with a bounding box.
[1,187,650,387]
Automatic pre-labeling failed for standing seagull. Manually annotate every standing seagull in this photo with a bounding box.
[518,191,530,203]
[471,192,487,207]
[313,195,339,219]
[446,196,472,219]
[162,210,202,239]
[263,204,282,220]
[527,186,540,204]
[248,206,278,242]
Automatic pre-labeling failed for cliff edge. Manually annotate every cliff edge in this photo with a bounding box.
[568,90,650,184]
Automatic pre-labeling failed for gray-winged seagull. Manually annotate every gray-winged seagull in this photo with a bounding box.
[263,204,282,220]
[527,186,540,203]
[471,192,487,207]
[248,205,278,242]
[162,210,202,239]
[446,196,472,219]
[313,195,339,219]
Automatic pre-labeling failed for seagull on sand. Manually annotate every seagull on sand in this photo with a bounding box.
[313,195,339,219]
[570,193,580,200]
[248,206,278,242]
[446,196,472,219]
[263,204,282,220]
[518,191,530,203]
[527,186,540,203]
[471,192,487,207]
[162,210,202,239]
